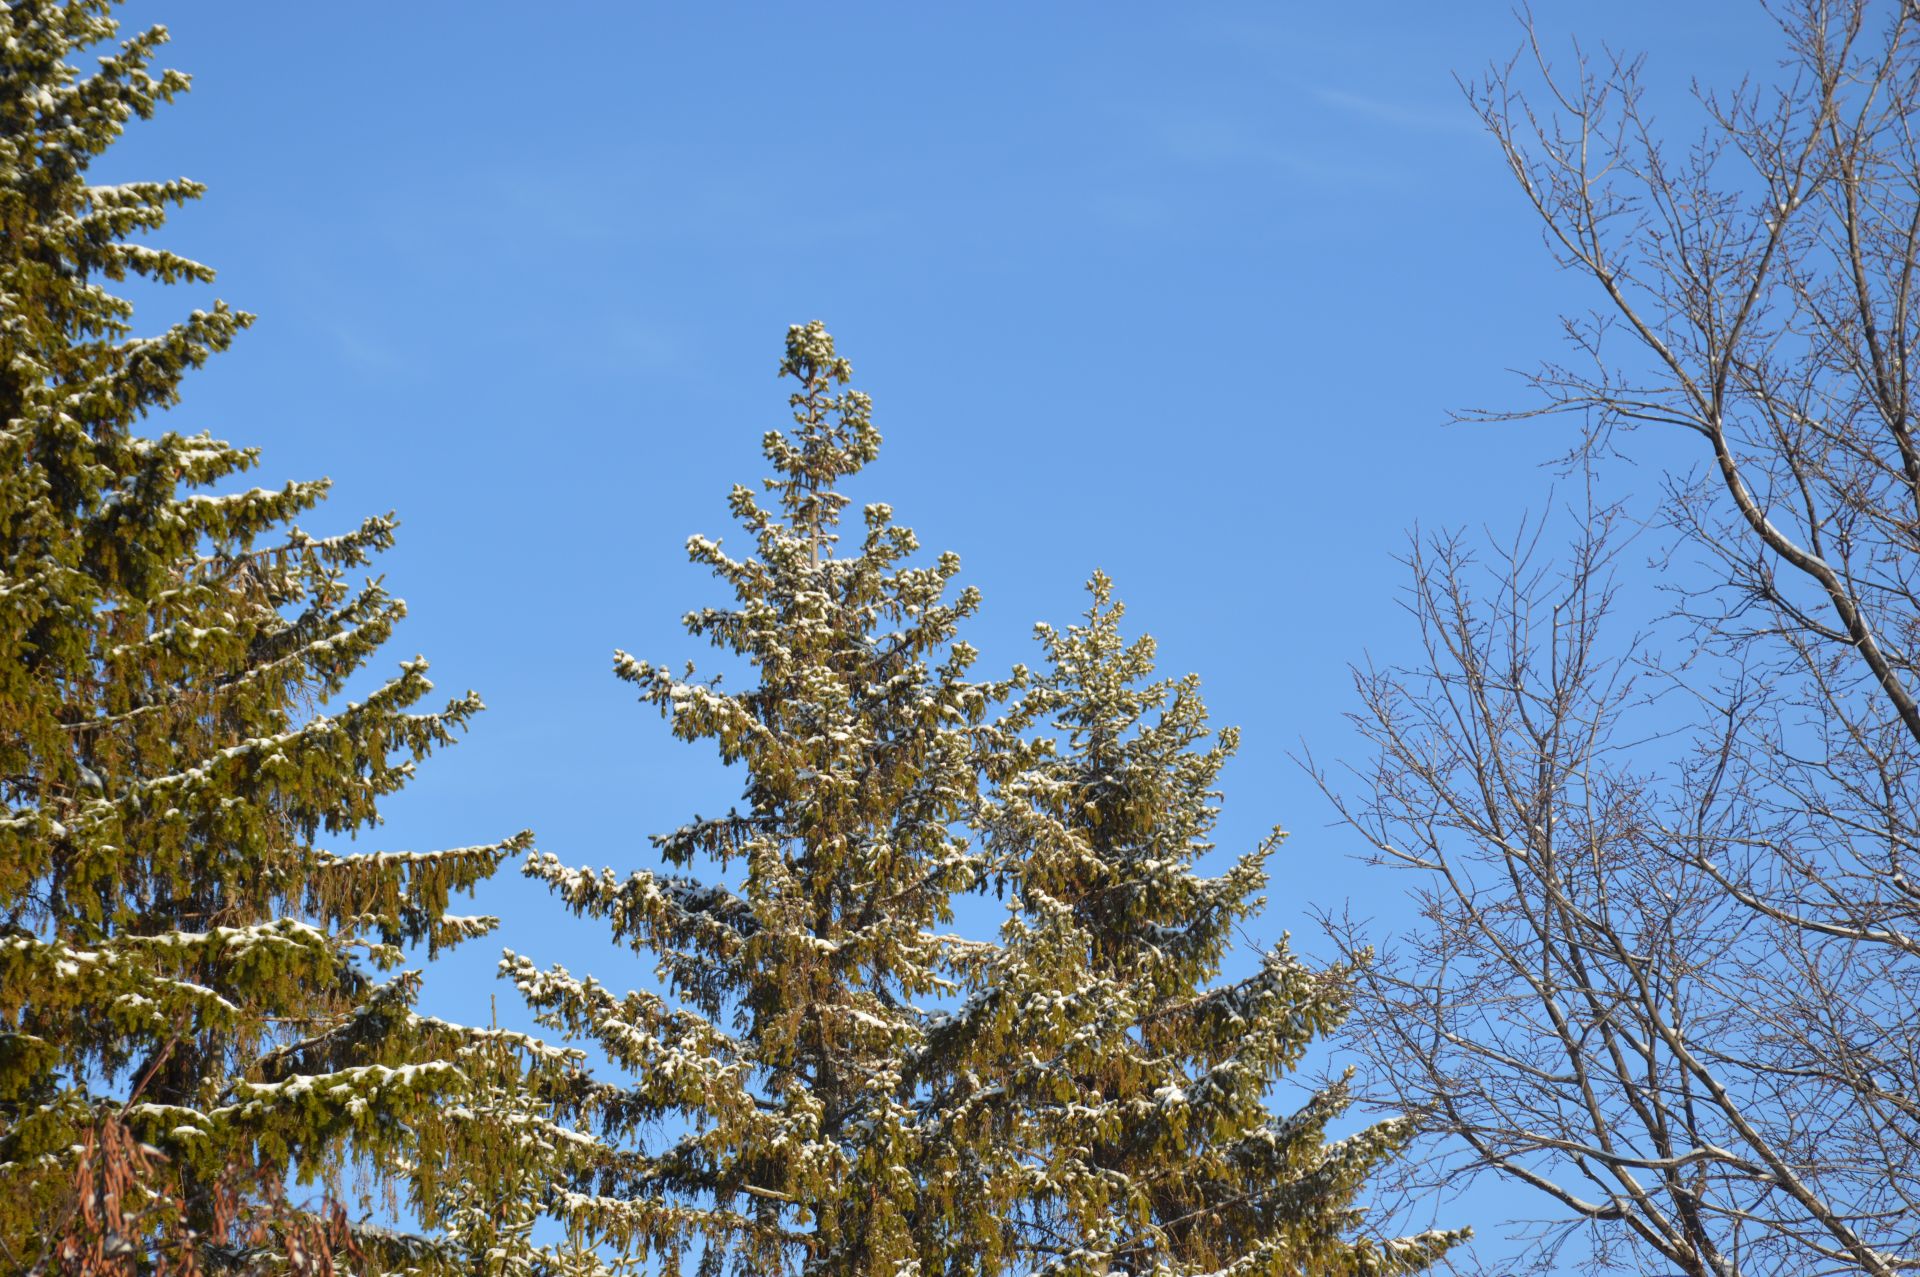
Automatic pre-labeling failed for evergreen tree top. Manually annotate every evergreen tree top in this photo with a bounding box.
[515,323,1023,1275]
[763,319,880,541]
[0,5,591,1269]
[958,573,1468,1275]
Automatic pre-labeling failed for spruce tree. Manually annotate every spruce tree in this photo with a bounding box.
[0,3,582,1270]
[507,322,1019,1276]
[971,577,1467,1276]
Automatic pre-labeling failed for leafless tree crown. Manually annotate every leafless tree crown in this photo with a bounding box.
[1322,4,1920,1275]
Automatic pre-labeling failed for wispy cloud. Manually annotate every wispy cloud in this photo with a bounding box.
[1138,109,1409,188]
[323,320,412,375]
[1311,86,1482,136]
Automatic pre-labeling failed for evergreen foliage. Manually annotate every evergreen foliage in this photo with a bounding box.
[0,4,1467,1268]
[0,3,586,1270]
[511,324,1459,1276]
[968,579,1467,1275]
[509,321,1017,1275]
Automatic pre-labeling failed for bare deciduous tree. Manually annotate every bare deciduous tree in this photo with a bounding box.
[1319,3,1920,1274]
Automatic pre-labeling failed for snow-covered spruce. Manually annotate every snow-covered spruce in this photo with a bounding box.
[0,4,595,1271]
[510,321,1021,1275]
[965,577,1466,1274]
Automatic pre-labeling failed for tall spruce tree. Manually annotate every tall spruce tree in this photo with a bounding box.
[0,4,584,1271]
[970,577,1466,1276]
[506,322,1022,1276]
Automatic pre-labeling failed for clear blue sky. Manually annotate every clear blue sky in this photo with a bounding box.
[106,1,1779,1264]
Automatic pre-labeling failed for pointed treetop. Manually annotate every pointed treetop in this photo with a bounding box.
[762,320,879,541]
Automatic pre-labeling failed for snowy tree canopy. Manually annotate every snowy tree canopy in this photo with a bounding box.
[511,323,1462,1277]
[0,3,595,1271]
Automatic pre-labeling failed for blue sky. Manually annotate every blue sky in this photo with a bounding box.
[107,1,1782,1264]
